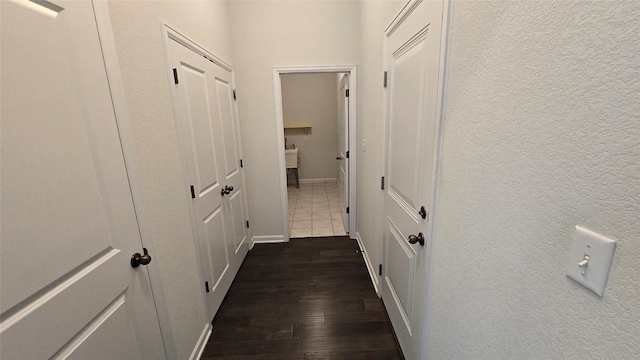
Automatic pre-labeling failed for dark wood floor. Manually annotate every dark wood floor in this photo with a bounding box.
[201,236,404,360]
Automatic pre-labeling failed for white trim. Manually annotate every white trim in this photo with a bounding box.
[189,324,212,360]
[421,1,452,359]
[252,235,286,244]
[299,178,338,184]
[162,23,233,71]
[273,65,358,242]
[92,2,174,358]
[385,0,423,34]
[356,232,380,296]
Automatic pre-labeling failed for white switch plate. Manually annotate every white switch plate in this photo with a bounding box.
[567,226,616,297]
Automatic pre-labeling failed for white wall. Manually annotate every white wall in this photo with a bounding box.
[106,2,235,358]
[282,73,338,181]
[356,0,405,291]
[229,1,360,238]
[424,1,640,359]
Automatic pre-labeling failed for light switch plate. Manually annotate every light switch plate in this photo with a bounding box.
[567,226,616,297]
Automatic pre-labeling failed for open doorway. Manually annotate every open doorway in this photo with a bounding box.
[273,66,357,241]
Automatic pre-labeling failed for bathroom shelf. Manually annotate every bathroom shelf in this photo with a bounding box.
[284,125,311,136]
[284,125,311,130]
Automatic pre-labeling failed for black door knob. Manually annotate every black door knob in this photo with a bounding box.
[131,248,152,268]
[408,233,425,246]
[336,156,342,160]
[418,206,427,219]
[221,185,234,196]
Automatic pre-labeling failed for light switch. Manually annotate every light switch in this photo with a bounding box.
[566,226,616,297]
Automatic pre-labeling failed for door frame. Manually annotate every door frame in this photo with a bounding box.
[91,2,172,358]
[273,65,358,241]
[159,20,252,351]
[380,0,451,358]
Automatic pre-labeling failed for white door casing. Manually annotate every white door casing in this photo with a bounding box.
[0,0,165,359]
[337,74,350,232]
[381,1,447,359]
[273,66,357,241]
[163,26,250,320]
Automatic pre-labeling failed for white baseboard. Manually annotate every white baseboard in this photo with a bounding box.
[299,178,338,184]
[356,232,380,295]
[190,323,212,360]
[252,235,286,244]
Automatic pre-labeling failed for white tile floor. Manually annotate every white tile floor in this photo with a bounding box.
[288,181,347,238]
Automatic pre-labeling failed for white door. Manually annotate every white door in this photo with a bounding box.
[381,1,446,359]
[166,36,250,320]
[337,74,350,232]
[0,1,165,359]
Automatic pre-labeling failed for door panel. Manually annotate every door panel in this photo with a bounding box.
[385,222,416,327]
[388,41,428,209]
[229,191,247,252]
[381,1,446,359]
[1,1,164,359]
[64,300,139,360]
[216,79,240,178]
[168,36,249,320]
[205,207,229,290]
[181,66,220,192]
[337,75,349,231]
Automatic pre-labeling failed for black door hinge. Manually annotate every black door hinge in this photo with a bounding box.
[383,71,387,88]
[379,264,382,275]
[205,281,210,293]
[246,220,250,228]
[240,159,244,168]
[173,68,179,84]
[381,176,385,190]
[345,89,349,97]
[233,90,236,100]
[346,151,350,159]
[190,185,195,199]
[346,207,349,214]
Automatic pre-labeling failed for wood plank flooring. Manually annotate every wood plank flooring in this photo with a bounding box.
[202,236,404,360]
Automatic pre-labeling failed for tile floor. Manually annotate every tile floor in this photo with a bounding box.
[288,181,347,238]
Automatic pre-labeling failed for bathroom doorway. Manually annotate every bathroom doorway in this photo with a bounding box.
[273,66,357,240]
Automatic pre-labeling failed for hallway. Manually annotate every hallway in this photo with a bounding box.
[202,237,402,359]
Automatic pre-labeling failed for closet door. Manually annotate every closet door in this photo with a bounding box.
[166,34,249,319]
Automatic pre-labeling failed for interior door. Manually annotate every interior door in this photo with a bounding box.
[381,1,445,359]
[337,74,350,232]
[167,36,250,320]
[0,1,165,359]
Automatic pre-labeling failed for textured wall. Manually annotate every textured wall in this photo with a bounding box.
[229,1,360,238]
[282,73,339,181]
[356,0,406,290]
[425,1,640,359]
[106,2,235,358]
